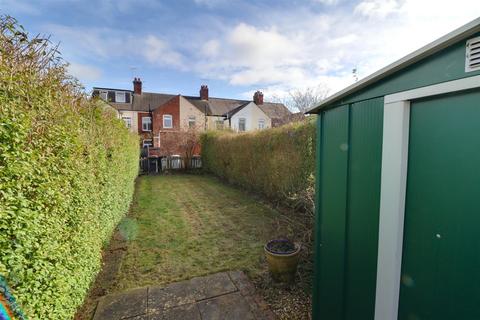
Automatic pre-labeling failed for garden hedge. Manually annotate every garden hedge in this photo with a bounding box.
[201,120,316,212]
[0,16,139,319]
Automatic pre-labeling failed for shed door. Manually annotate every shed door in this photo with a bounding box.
[399,90,480,319]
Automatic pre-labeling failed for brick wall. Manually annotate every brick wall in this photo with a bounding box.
[152,95,180,133]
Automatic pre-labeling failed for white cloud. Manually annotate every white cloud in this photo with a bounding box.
[41,0,480,98]
[45,24,119,59]
[327,34,358,47]
[195,23,308,87]
[193,0,480,97]
[202,40,220,57]
[67,62,103,81]
[227,23,298,67]
[45,24,186,71]
[354,0,403,19]
[312,0,340,5]
[144,35,185,69]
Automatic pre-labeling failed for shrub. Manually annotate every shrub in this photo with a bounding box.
[200,120,316,213]
[0,16,139,319]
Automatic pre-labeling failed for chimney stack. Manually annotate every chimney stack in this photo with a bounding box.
[133,77,142,95]
[253,91,264,105]
[200,85,209,100]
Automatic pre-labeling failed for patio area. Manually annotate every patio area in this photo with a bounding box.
[93,271,274,320]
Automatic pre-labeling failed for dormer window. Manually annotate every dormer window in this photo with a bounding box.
[115,92,126,103]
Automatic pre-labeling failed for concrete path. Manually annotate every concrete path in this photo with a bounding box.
[93,271,275,320]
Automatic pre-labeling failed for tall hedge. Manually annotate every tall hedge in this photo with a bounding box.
[201,120,316,212]
[0,16,139,319]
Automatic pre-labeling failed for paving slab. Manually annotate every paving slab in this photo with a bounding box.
[149,303,201,320]
[148,280,197,312]
[228,270,256,296]
[190,272,237,300]
[92,271,273,320]
[197,292,256,320]
[93,287,147,320]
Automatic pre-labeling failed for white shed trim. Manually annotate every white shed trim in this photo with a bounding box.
[385,75,480,103]
[375,100,410,320]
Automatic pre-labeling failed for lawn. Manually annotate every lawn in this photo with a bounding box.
[114,174,295,290]
[76,173,311,320]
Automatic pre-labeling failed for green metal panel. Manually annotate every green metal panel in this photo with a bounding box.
[313,99,384,320]
[399,90,480,319]
[344,98,383,320]
[328,32,480,108]
[315,105,350,319]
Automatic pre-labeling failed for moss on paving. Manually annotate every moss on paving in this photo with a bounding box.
[114,174,292,291]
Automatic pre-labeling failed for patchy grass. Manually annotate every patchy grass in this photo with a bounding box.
[75,174,312,320]
[115,174,296,290]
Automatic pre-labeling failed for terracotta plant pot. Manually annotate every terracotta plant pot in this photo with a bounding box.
[264,239,301,284]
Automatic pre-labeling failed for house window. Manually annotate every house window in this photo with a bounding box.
[163,114,173,128]
[154,134,160,147]
[115,91,126,103]
[142,116,152,131]
[100,91,108,101]
[238,118,246,132]
[122,116,132,129]
[258,119,265,129]
[188,116,196,128]
[142,139,153,148]
[215,120,224,130]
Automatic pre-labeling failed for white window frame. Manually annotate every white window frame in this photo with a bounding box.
[258,119,265,129]
[100,90,108,101]
[142,139,153,148]
[163,114,173,128]
[188,116,196,128]
[215,120,224,130]
[238,118,246,132]
[122,116,132,129]
[142,116,152,131]
[154,134,160,148]
[115,91,126,103]
[375,74,480,320]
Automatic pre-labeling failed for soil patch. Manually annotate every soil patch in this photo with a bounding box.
[73,231,127,320]
[266,239,297,254]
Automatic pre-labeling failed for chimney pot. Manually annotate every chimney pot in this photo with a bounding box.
[253,90,264,105]
[200,84,209,100]
[133,78,142,95]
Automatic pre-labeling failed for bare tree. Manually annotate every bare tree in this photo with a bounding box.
[159,121,202,170]
[272,85,330,113]
[178,126,201,170]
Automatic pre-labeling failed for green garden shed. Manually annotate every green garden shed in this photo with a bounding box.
[308,17,480,320]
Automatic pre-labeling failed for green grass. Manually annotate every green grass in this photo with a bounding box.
[114,174,294,291]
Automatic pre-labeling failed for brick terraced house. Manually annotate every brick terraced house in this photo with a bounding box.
[92,78,291,155]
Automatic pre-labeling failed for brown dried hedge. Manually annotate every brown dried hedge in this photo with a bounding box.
[200,119,316,213]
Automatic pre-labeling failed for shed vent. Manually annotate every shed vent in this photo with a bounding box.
[466,36,480,72]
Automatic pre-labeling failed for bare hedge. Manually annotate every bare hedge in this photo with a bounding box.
[200,120,316,212]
